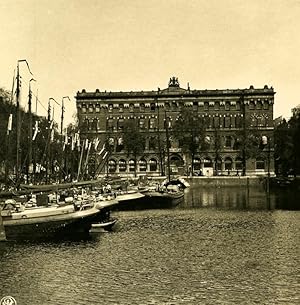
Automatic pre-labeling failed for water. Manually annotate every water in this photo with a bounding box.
[0,185,299,305]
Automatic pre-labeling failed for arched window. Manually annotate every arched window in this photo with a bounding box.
[119,104,124,112]
[150,103,156,111]
[193,158,201,171]
[139,118,145,129]
[139,159,147,171]
[108,159,116,173]
[149,159,158,171]
[107,118,114,131]
[256,158,265,170]
[118,118,124,130]
[95,104,100,113]
[118,159,127,172]
[129,103,134,112]
[203,157,212,168]
[108,104,113,113]
[140,103,145,112]
[92,118,98,131]
[149,118,156,130]
[129,159,135,172]
[224,157,233,170]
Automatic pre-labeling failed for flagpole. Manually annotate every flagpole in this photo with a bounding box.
[77,141,85,181]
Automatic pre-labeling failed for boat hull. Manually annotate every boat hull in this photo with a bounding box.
[2,206,105,240]
[114,191,184,210]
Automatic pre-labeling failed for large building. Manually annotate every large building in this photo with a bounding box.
[75,77,275,177]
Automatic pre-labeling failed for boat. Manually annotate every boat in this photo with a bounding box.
[90,218,117,233]
[0,195,117,240]
[142,185,185,209]
[113,190,146,211]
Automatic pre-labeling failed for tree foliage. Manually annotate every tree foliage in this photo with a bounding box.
[172,108,208,174]
[122,120,145,176]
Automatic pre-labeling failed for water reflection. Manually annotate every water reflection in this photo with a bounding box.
[182,183,283,210]
[0,184,299,305]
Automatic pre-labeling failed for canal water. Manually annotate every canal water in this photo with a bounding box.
[0,184,299,305]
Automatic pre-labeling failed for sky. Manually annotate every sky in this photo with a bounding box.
[1,0,300,127]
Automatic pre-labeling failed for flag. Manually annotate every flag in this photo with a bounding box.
[7,114,12,135]
[50,129,54,142]
[71,135,75,151]
[93,137,100,150]
[32,121,39,141]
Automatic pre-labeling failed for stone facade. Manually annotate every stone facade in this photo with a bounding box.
[75,77,275,177]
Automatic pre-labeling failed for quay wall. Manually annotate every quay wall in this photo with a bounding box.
[184,176,264,187]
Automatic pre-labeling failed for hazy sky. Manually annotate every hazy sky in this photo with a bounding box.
[1,0,300,126]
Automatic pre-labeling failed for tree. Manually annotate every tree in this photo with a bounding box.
[234,119,263,176]
[122,120,145,177]
[172,108,208,175]
[274,119,294,176]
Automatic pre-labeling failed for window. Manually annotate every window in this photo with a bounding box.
[118,159,126,172]
[129,103,134,112]
[236,102,241,111]
[140,103,145,112]
[149,159,158,171]
[92,118,98,130]
[257,101,262,110]
[225,136,232,148]
[116,137,124,152]
[150,103,156,111]
[108,159,116,173]
[204,102,209,111]
[224,157,232,170]
[213,116,220,128]
[149,137,156,150]
[225,116,231,128]
[249,101,255,110]
[95,104,100,113]
[256,158,265,170]
[107,118,114,131]
[263,102,269,110]
[165,102,170,111]
[129,159,135,172]
[139,118,145,130]
[193,158,201,171]
[215,102,220,111]
[119,104,124,113]
[149,118,156,130]
[118,118,124,130]
[203,157,212,168]
[89,104,94,113]
[225,101,230,111]
[108,104,113,113]
[139,159,147,171]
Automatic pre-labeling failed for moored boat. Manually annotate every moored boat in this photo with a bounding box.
[0,195,117,240]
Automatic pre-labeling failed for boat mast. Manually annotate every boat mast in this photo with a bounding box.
[15,63,21,183]
[27,78,36,183]
[165,111,171,182]
[15,59,33,184]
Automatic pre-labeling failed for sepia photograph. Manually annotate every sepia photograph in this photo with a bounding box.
[0,1,299,304]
